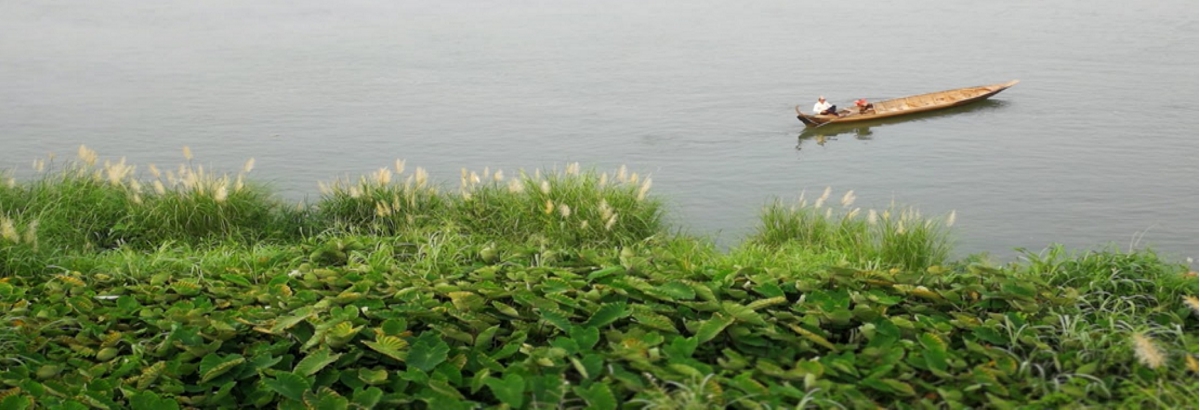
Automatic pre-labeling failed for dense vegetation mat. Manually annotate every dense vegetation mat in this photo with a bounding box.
[1,237,1195,409]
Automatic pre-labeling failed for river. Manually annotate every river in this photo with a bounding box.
[2,0,1196,263]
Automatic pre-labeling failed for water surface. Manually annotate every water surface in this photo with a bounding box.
[2,0,1196,262]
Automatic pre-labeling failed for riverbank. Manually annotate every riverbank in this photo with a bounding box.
[1,148,1195,408]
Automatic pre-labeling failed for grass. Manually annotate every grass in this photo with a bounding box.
[750,188,952,271]
[0,146,1195,409]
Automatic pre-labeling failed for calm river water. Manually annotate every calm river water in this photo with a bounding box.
[2,0,1196,263]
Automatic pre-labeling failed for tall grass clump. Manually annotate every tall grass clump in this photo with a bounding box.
[451,163,665,247]
[127,151,307,246]
[313,160,447,235]
[0,146,306,254]
[750,187,952,270]
[0,149,139,251]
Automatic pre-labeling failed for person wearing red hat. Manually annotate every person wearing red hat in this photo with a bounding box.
[855,98,874,114]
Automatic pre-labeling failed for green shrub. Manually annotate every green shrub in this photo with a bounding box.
[751,188,952,270]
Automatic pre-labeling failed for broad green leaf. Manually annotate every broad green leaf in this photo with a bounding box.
[787,323,836,351]
[694,313,735,344]
[407,332,450,372]
[0,395,33,410]
[219,274,252,287]
[314,391,349,410]
[973,327,1007,345]
[586,266,624,281]
[264,372,311,402]
[351,387,383,409]
[658,281,696,300]
[447,291,485,311]
[633,310,678,333]
[362,335,408,362]
[294,347,342,377]
[485,374,525,408]
[425,379,465,401]
[475,325,500,348]
[729,372,769,396]
[584,303,628,328]
[381,318,408,335]
[358,368,388,385]
[271,306,314,334]
[923,350,950,376]
[572,354,605,380]
[918,332,947,352]
[746,296,788,311]
[753,282,785,298]
[663,336,699,359]
[490,301,521,318]
[199,353,245,383]
[538,308,572,332]
[722,302,767,326]
[569,326,600,351]
[573,383,616,410]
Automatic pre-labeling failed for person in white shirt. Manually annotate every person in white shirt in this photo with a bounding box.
[813,96,838,116]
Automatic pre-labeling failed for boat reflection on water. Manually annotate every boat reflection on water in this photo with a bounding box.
[796,99,1008,151]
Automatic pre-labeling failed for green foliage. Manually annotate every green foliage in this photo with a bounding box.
[0,152,1194,408]
[751,189,952,270]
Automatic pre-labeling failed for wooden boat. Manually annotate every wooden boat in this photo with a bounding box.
[795,80,1019,127]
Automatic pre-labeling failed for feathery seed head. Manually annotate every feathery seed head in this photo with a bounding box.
[78,145,98,166]
[599,173,608,187]
[1184,296,1199,313]
[1,218,18,243]
[841,190,856,208]
[605,213,618,231]
[148,163,161,178]
[214,184,228,203]
[243,158,255,173]
[566,162,580,176]
[493,169,504,182]
[373,167,392,185]
[637,177,652,201]
[394,159,405,174]
[470,171,480,185]
[33,159,44,173]
[349,186,362,199]
[415,167,428,188]
[1132,332,1165,369]
[558,203,571,218]
[617,165,627,182]
[946,210,956,227]
[847,207,861,219]
[868,209,878,225]
[22,219,38,249]
[507,178,524,193]
[599,199,613,220]
[629,172,639,184]
[4,177,14,189]
[540,180,551,195]
[814,186,831,208]
[580,220,589,229]
[543,200,554,215]
[182,146,193,161]
[154,180,166,195]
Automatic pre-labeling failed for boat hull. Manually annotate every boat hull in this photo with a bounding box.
[796,80,1018,127]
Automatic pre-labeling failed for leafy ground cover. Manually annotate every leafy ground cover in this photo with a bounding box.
[0,148,1196,409]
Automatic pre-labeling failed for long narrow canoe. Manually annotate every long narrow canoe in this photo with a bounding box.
[795,80,1019,127]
